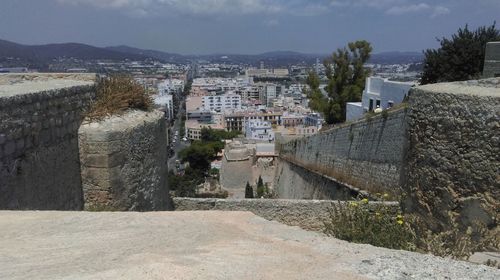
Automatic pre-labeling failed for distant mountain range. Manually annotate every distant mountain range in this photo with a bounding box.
[0,39,148,63]
[0,38,424,67]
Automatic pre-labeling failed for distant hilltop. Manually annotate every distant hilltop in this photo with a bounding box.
[0,38,424,66]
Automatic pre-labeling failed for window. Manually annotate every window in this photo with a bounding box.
[369,99,374,111]
[388,101,394,108]
[376,99,381,108]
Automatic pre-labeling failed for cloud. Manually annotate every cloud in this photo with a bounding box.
[431,6,450,17]
[57,0,286,16]
[263,19,279,26]
[329,0,451,18]
[385,3,430,15]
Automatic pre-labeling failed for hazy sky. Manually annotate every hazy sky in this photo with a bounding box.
[1,0,499,54]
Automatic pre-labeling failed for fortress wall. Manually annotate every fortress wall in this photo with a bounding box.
[78,110,171,211]
[278,78,499,232]
[279,107,408,196]
[173,197,399,232]
[402,79,500,229]
[273,158,360,200]
[0,74,96,210]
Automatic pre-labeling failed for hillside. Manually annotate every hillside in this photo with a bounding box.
[0,39,150,63]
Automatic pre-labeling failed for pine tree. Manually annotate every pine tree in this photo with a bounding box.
[421,23,500,84]
[323,40,373,124]
[245,181,254,199]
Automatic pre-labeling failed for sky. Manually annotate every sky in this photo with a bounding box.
[0,0,499,55]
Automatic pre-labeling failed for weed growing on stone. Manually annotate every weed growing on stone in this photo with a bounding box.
[324,196,417,251]
[86,75,152,120]
[324,195,499,260]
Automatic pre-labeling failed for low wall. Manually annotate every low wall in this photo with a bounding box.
[173,197,399,232]
[0,74,96,210]
[79,110,171,211]
[279,107,408,194]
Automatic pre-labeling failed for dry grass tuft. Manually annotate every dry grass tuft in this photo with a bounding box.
[86,75,153,120]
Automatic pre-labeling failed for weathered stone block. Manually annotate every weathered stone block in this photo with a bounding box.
[79,110,170,211]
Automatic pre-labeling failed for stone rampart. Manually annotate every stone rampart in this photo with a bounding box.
[403,79,499,230]
[278,78,499,233]
[173,197,399,232]
[279,107,408,195]
[0,74,96,210]
[79,110,170,211]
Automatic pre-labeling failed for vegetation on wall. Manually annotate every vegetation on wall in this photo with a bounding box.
[87,75,152,120]
[421,23,500,84]
[324,195,499,260]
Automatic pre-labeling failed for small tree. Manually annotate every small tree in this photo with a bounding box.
[245,181,254,199]
[256,176,265,198]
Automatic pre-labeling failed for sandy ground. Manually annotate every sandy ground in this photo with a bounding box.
[0,211,498,280]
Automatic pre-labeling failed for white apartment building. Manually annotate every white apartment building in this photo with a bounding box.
[202,93,242,113]
[346,77,414,121]
[245,120,275,142]
[154,94,174,120]
[158,79,184,95]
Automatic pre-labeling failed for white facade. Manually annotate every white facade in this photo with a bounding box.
[158,79,184,95]
[245,120,275,141]
[202,93,242,113]
[154,94,174,120]
[363,77,414,111]
[346,77,414,121]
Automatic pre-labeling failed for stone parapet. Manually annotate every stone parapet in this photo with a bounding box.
[79,110,170,211]
[173,197,399,232]
[0,73,96,210]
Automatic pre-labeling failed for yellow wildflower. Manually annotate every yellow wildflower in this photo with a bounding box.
[349,202,358,207]
[397,220,404,225]
[383,193,389,198]
[397,214,403,219]
[361,198,369,204]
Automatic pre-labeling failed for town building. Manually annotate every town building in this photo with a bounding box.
[153,94,174,119]
[245,120,275,142]
[185,120,225,141]
[202,93,242,113]
[304,112,324,129]
[225,110,283,132]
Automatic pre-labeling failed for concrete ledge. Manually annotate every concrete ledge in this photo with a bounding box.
[173,197,399,232]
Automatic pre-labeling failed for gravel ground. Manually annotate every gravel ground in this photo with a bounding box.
[0,211,498,280]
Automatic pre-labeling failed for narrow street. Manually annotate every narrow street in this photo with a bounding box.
[167,86,189,171]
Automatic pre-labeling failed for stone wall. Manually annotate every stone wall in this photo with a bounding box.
[402,79,500,230]
[173,197,399,232]
[79,110,171,211]
[0,74,96,210]
[279,107,408,195]
[483,42,500,78]
[273,158,364,200]
[278,78,499,234]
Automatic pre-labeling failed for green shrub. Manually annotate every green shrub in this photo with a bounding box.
[324,198,416,251]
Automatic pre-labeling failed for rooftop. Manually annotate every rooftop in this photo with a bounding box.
[0,73,96,98]
[0,211,497,280]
